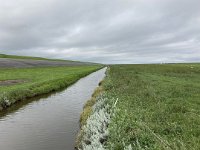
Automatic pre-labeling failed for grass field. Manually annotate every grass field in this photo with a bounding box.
[0,65,101,110]
[99,64,200,149]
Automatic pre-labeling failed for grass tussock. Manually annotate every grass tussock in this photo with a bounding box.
[80,86,104,126]
[92,86,103,98]
[80,106,92,126]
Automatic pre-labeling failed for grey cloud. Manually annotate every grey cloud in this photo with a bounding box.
[0,0,200,63]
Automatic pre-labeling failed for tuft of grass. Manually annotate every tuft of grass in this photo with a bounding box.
[103,64,200,149]
[80,106,93,126]
[92,86,103,98]
[80,86,104,126]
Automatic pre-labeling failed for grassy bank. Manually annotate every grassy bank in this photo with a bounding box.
[0,65,102,110]
[102,64,200,149]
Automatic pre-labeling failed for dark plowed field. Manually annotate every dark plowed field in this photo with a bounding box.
[0,58,91,68]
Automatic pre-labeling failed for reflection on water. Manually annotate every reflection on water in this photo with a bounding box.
[0,68,106,150]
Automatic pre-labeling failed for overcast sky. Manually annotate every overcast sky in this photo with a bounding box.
[0,0,200,64]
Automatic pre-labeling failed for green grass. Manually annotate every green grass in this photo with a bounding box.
[0,65,102,109]
[103,64,200,149]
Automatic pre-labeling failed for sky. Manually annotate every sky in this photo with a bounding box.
[0,0,200,64]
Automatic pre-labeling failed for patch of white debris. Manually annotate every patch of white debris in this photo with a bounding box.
[80,94,117,150]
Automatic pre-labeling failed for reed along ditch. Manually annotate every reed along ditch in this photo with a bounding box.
[0,68,106,150]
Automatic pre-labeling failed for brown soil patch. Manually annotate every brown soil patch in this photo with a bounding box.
[0,80,25,86]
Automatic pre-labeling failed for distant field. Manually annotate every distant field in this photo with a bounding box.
[102,64,200,149]
[0,54,102,110]
[0,54,97,68]
[0,54,77,62]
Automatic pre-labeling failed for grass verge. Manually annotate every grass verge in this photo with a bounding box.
[0,65,102,111]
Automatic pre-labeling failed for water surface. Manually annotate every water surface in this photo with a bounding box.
[0,68,106,150]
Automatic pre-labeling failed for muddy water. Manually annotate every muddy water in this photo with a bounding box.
[0,68,106,150]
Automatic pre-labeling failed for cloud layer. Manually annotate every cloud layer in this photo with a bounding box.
[0,0,200,63]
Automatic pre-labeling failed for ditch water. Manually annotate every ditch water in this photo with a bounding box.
[0,68,106,150]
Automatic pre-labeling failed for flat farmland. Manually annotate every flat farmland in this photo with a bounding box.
[104,64,200,149]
